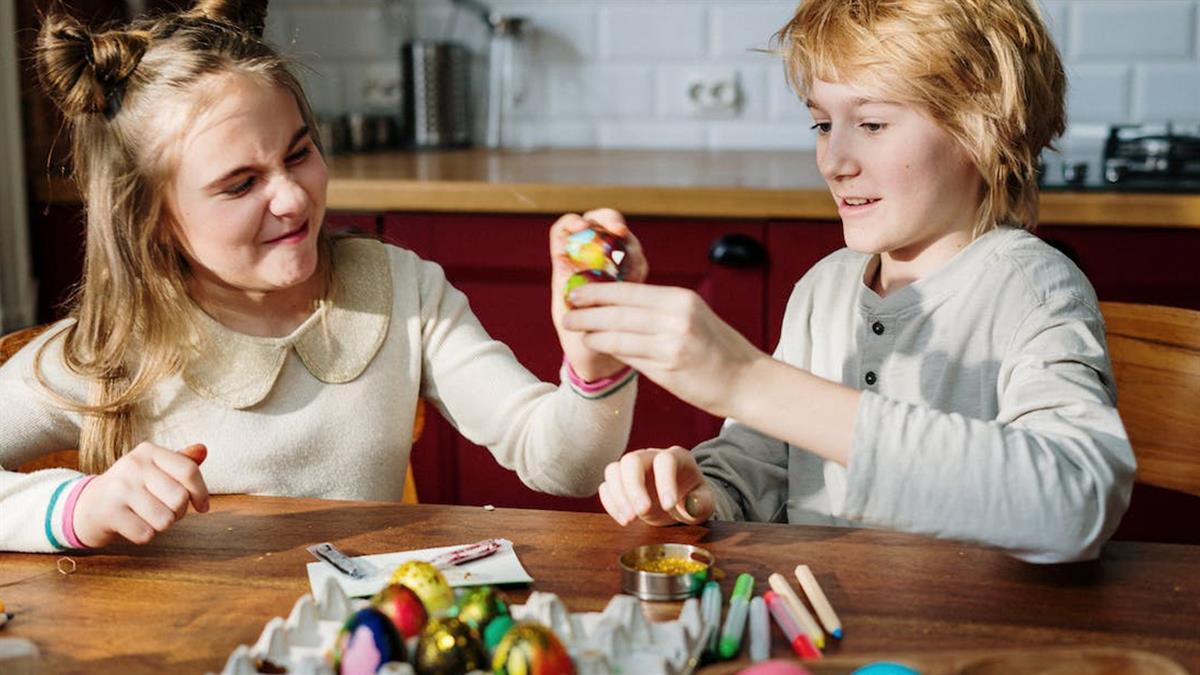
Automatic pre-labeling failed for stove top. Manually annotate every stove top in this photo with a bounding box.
[1039,123,1200,193]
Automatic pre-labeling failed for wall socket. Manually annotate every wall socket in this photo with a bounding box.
[684,72,742,118]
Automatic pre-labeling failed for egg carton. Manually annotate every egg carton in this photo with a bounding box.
[216,578,714,675]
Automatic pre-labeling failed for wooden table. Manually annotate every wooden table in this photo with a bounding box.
[1,495,1197,674]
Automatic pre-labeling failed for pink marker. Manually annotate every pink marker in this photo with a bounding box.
[427,539,503,568]
[764,590,822,660]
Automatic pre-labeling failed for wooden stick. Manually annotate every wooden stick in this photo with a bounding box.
[795,564,843,639]
[768,572,825,649]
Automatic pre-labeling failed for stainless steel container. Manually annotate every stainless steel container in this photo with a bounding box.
[619,544,714,601]
[400,40,472,149]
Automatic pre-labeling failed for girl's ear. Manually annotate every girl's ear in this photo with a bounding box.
[185,0,268,38]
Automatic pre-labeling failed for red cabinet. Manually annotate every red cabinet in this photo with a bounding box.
[26,203,1200,522]
[383,213,767,511]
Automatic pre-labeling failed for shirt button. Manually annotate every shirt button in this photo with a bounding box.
[865,371,877,386]
[872,321,885,335]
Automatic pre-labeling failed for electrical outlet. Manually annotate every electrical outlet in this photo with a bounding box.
[684,72,742,118]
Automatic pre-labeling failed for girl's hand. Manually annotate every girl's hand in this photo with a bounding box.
[72,443,210,548]
[549,208,648,381]
[598,447,715,526]
[562,282,767,418]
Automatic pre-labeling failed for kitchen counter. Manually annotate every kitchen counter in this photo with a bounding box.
[36,149,1200,227]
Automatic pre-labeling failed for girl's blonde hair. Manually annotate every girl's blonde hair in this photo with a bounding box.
[775,0,1066,236]
[35,0,326,472]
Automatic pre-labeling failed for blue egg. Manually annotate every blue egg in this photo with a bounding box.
[333,607,405,674]
[851,662,921,675]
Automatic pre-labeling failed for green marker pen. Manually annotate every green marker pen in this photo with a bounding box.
[718,573,754,659]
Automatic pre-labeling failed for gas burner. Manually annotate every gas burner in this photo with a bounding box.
[1039,122,1200,192]
[1103,122,1200,185]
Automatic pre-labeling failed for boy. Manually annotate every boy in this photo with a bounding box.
[565,0,1133,563]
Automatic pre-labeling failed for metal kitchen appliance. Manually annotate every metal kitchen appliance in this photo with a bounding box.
[400,40,473,149]
[1040,122,1200,192]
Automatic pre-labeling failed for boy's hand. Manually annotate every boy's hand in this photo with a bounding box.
[562,281,767,419]
[72,443,210,548]
[550,208,648,382]
[598,447,715,527]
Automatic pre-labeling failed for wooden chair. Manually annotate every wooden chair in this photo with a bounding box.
[1101,302,1200,544]
[2,324,423,504]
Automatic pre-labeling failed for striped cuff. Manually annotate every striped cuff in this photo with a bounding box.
[62,476,97,549]
[43,479,76,551]
[563,358,637,400]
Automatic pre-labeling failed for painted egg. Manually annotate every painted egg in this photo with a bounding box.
[564,269,616,307]
[413,617,487,675]
[451,586,508,634]
[738,661,814,675]
[492,622,575,675]
[482,613,515,652]
[331,607,405,675]
[565,226,626,278]
[389,560,454,616]
[372,583,429,639]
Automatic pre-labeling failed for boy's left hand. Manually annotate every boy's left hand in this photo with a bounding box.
[549,208,648,381]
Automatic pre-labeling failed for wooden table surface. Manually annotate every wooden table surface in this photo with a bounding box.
[1,495,1197,674]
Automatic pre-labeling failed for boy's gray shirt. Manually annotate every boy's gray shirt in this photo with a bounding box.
[694,227,1135,563]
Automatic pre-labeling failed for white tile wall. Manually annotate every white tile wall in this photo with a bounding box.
[266,0,1200,150]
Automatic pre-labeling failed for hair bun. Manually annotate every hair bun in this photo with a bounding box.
[184,0,269,37]
[37,14,149,119]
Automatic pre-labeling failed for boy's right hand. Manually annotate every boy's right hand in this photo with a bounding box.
[597,447,715,527]
[72,443,210,548]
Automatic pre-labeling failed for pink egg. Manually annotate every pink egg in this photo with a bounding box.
[737,660,814,675]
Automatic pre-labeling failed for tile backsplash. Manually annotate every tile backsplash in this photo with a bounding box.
[266,0,1200,150]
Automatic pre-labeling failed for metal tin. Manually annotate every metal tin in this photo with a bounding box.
[619,544,714,601]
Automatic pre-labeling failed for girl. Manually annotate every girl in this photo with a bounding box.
[0,0,644,553]
[571,0,1134,563]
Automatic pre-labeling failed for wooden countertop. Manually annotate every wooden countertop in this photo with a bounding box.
[35,149,1200,227]
[3,494,1198,673]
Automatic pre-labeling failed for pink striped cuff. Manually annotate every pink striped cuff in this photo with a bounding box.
[564,358,636,399]
[62,475,97,549]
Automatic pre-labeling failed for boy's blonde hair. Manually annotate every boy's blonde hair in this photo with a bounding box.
[35,0,327,472]
[776,0,1066,236]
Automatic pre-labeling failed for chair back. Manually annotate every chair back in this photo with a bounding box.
[1102,302,1200,496]
[0,325,79,472]
[1102,302,1200,544]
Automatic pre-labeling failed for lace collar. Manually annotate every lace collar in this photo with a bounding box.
[182,238,392,409]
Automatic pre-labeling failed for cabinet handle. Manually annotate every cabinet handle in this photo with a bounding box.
[709,234,767,268]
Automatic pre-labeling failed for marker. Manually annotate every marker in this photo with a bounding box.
[700,580,722,656]
[748,596,769,662]
[307,542,369,579]
[718,573,754,659]
[764,590,822,660]
[768,572,825,648]
[795,564,843,639]
[427,539,503,568]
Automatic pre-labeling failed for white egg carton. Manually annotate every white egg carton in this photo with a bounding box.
[216,578,714,675]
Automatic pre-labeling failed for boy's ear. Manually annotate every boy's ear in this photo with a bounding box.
[186,0,268,38]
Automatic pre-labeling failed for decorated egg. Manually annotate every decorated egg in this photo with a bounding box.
[389,560,454,616]
[413,617,487,675]
[492,622,575,675]
[331,607,405,675]
[482,613,515,652]
[565,226,626,278]
[451,586,507,634]
[739,661,815,675]
[564,269,616,307]
[372,583,429,639]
